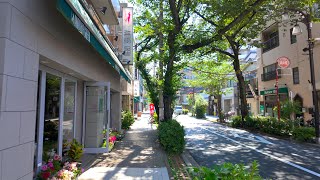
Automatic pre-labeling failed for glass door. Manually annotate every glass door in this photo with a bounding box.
[83,82,110,153]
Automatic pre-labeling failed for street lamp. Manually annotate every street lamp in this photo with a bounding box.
[283,8,320,143]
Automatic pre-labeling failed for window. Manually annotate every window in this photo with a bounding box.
[263,63,277,73]
[262,30,279,53]
[293,67,299,84]
[261,63,279,81]
[290,28,297,44]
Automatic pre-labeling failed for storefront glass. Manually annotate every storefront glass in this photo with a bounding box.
[43,73,61,161]
[63,80,76,151]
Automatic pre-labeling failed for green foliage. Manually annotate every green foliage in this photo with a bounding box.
[231,116,296,136]
[195,95,208,119]
[182,109,189,114]
[153,112,159,124]
[292,127,315,142]
[121,111,134,129]
[280,100,301,119]
[231,116,242,128]
[66,139,83,162]
[190,161,262,180]
[158,120,185,154]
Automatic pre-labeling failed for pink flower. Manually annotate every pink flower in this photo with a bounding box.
[70,162,77,170]
[57,170,63,177]
[81,168,85,173]
[54,154,61,161]
[47,162,54,168]
[41,164,48,171]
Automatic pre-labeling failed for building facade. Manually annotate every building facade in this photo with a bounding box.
[0,0,132,179]
[258,21,320,120]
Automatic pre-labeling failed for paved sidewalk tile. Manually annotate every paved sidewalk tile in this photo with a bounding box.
[79,167,169,180]
[79,114,169,180]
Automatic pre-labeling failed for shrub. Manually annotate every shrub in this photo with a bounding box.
[158,120,185,154]
[66,139,83,162]
[153,112,159,124]
[292,127,315,142]
[182,109,189,115]
[231,116,242,128]
[189,161,262,180]
[195,95,207,119]
[231,116,296,136]
[121,111,134,129]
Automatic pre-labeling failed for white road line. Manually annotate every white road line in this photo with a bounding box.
[203,128,320,178]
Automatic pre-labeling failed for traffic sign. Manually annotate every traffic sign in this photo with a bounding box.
[277,56,290,68]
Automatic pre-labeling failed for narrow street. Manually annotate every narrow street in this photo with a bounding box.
[176,115,320,179]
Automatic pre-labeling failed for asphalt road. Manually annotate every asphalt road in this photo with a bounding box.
[176,115,320,180]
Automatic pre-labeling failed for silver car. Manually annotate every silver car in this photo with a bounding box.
[174,106,183,115]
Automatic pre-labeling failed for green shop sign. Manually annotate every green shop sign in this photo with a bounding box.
[260,87,288,95]
[134,97,140,103]
[260,105,264,113]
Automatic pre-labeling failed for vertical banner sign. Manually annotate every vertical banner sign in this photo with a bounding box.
[122,7,133,65]
[134,80,139,97]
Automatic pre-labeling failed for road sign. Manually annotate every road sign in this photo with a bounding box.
[277,56,290,68]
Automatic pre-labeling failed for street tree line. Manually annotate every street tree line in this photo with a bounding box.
[133,0,320,122]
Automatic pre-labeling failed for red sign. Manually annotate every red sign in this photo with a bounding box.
[277,56,290,68]
[149,103,155,114]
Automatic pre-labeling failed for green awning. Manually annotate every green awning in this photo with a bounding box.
[56,0,131,83]
[260,87,288,95]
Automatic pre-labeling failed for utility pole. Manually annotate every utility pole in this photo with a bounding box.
[158,0,164,121]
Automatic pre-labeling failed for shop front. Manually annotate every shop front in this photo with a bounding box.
[0,0,131,179]
[260,87,289,117]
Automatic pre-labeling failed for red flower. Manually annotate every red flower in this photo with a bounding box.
[109,136,116,143]
[42,172,51,179]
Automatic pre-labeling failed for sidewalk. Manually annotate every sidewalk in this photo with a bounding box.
[79,114,170,180]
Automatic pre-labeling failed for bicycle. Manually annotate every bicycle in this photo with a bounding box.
[149,114,155,124]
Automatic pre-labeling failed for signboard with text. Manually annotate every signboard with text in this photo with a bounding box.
[277,56,290,69]
[122,7,133,65]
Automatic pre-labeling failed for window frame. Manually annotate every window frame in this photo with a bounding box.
[293,67,300,84]
[290,28,297,44]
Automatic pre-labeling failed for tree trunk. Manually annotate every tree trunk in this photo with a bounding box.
[216,94,223,122]
[233,57,248,125]
[163,95,173,120]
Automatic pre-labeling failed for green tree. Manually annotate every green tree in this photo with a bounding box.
[134,0,196,120]
[188,60,234,122]
[182,0,273,125]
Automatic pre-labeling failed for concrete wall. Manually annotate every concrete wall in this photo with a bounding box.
[0,1,123,179]
[258,22,320,120]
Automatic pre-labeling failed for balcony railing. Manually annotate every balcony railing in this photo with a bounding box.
[261,69,281,81]
[262,35,279,53]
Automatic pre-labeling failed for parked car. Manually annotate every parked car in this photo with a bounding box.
[174,106,183,115]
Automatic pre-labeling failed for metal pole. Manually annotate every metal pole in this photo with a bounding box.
[276,68,280,121]
[306,15,320,143]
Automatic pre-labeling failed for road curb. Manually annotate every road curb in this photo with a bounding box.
[181,150,200,168]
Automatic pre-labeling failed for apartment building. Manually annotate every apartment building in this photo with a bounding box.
[0,0,133,179]
[258,21,320,120]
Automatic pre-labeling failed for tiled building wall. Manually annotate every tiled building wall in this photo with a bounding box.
[0,0,123,179]
[0,2,39,179]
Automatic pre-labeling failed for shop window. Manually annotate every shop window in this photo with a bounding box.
[43,73,61,161]
[63,80,76,149]
[293,67,299,84]
[290,28,297,44]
